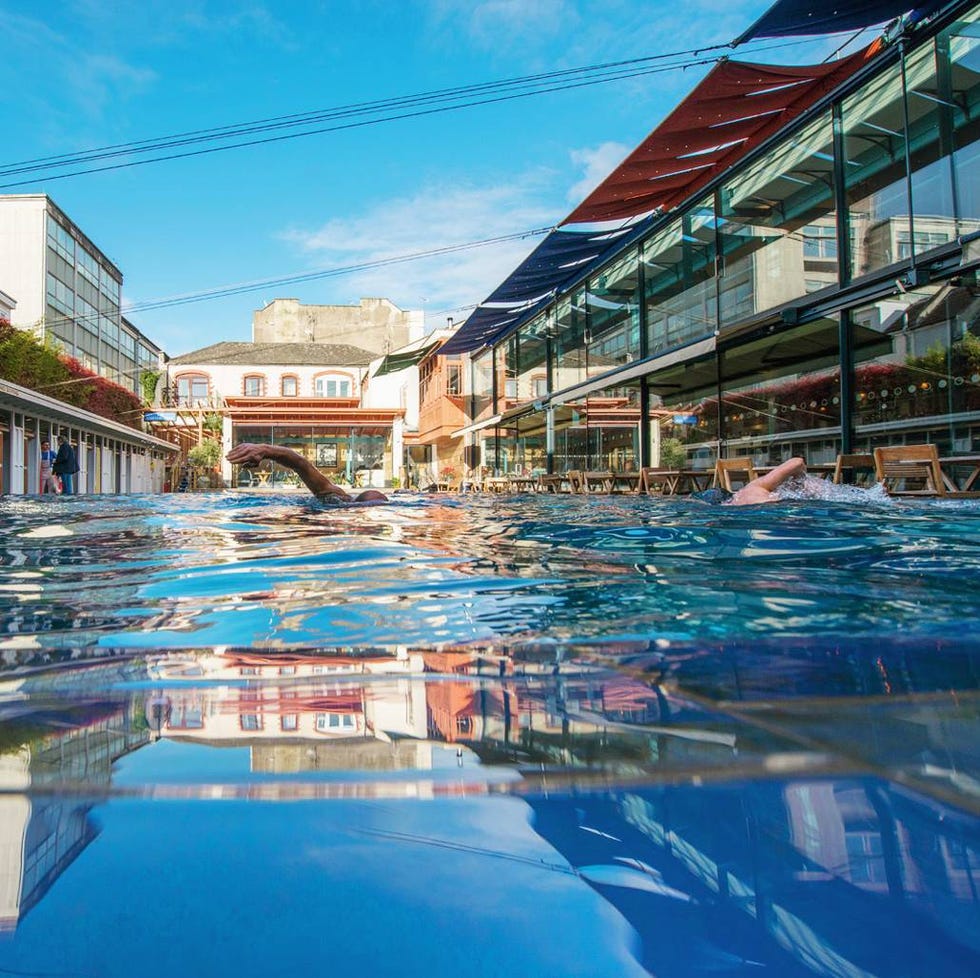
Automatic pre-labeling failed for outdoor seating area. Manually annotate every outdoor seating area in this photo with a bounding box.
[439,445,980,499]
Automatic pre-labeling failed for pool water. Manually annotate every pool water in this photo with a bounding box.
[0,491,977,977]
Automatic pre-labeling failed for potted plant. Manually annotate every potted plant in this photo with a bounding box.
[187,440,223,488]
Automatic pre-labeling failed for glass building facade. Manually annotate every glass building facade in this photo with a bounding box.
[464,3,980,473]
[41,203,160,395]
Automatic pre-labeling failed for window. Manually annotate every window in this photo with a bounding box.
[240,714,262,731]
[446,362,462,395]
[281,375,298,396]
[316,712,355,731]
[46,219,74,263]
[802,224,838,260]
[315,374,353,397]
[176,373,210,406]
[244,375,266,396]
[281,714,298,731]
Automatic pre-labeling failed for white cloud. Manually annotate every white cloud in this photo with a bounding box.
[566,141,629,202]
[429,0,576,49]
[280,175,559,329]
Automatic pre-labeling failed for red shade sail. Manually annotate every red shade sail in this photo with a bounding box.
[562,48,875,226]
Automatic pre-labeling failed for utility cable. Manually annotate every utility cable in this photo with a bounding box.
[0,36,835,189]
[37,226,554,333]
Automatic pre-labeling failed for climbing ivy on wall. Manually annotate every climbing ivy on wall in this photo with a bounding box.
[0,319,144,429]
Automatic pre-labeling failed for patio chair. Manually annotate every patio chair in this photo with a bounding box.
[565,469,584,493]
[873,445,945,496]
[713,457,757,492]
[833,453,876,486]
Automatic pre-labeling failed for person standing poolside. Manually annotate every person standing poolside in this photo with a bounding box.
[53,434,80,495]
[39,439,60,494]
[226,443,388,502]
[694,457,810,505]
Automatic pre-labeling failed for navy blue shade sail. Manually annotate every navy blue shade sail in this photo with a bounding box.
[439,224,640,355]
[734,0,929,42]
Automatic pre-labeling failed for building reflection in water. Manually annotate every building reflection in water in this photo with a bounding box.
[0,647,975,978]
[0,676,149,930]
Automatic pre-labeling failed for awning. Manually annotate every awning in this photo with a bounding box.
[733,0,926,43]
[561,48,874,226]
[373,342,439,377]
[439,224,644,356]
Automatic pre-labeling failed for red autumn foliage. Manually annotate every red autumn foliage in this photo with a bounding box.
[58,355,144,429]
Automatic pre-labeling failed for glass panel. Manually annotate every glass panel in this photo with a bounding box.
[586,382,640,471]
[553,290,587,393]
[852,283,980,453]
[516,315,548,404]
[949,7,980,235]
[647,352,719,471]
[470,350,494,423]
[720,112,837,324]
[496,335,518,413]
[496,410,547,475]
[587,250,641,371]
[718,318,842,464]
[843,63,909,278]
[902,39,958,254]
[644,200,717,354]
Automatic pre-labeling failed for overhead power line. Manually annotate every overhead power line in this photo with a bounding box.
[0,36,827,189]
[38,226,555,334]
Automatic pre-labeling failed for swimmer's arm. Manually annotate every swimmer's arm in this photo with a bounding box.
[226,443,352,500]
[750,456,806,493]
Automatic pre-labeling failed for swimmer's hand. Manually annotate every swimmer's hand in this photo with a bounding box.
[226,443,268,468]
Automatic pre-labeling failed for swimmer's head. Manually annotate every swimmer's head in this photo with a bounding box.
[691,487,733,505]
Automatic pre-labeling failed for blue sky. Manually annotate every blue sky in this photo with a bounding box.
[1,1,871,356]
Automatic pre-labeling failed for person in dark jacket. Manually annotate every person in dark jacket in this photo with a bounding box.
[52,434,80,495]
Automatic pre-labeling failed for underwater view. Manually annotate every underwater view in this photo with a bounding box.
[0,490,978,977]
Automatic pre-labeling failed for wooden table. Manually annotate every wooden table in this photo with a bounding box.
[670,469,713,495]
[637,467,712,495]
[611,471,641,493]
[583,470,614,492]
[939,454,980,492]
[508,475,538,492]
[535,474,565,493]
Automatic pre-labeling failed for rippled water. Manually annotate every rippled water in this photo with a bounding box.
[2,488,980,648]
[0,489,978,977]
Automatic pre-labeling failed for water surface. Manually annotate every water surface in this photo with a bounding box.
[0,491,977,977]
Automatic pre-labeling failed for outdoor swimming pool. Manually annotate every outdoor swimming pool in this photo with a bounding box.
[0,490,978,977]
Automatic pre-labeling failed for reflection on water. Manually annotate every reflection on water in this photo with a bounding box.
[0,493,978,975]
[0,648,975,977]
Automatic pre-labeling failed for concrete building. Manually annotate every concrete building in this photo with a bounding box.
[0,195,164,395]
[252,297,423,356]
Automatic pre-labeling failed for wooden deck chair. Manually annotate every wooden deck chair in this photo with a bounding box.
[873,445,945,496]
[833,453,876,486]
[565,469,584,493]
[713,457,757,492]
